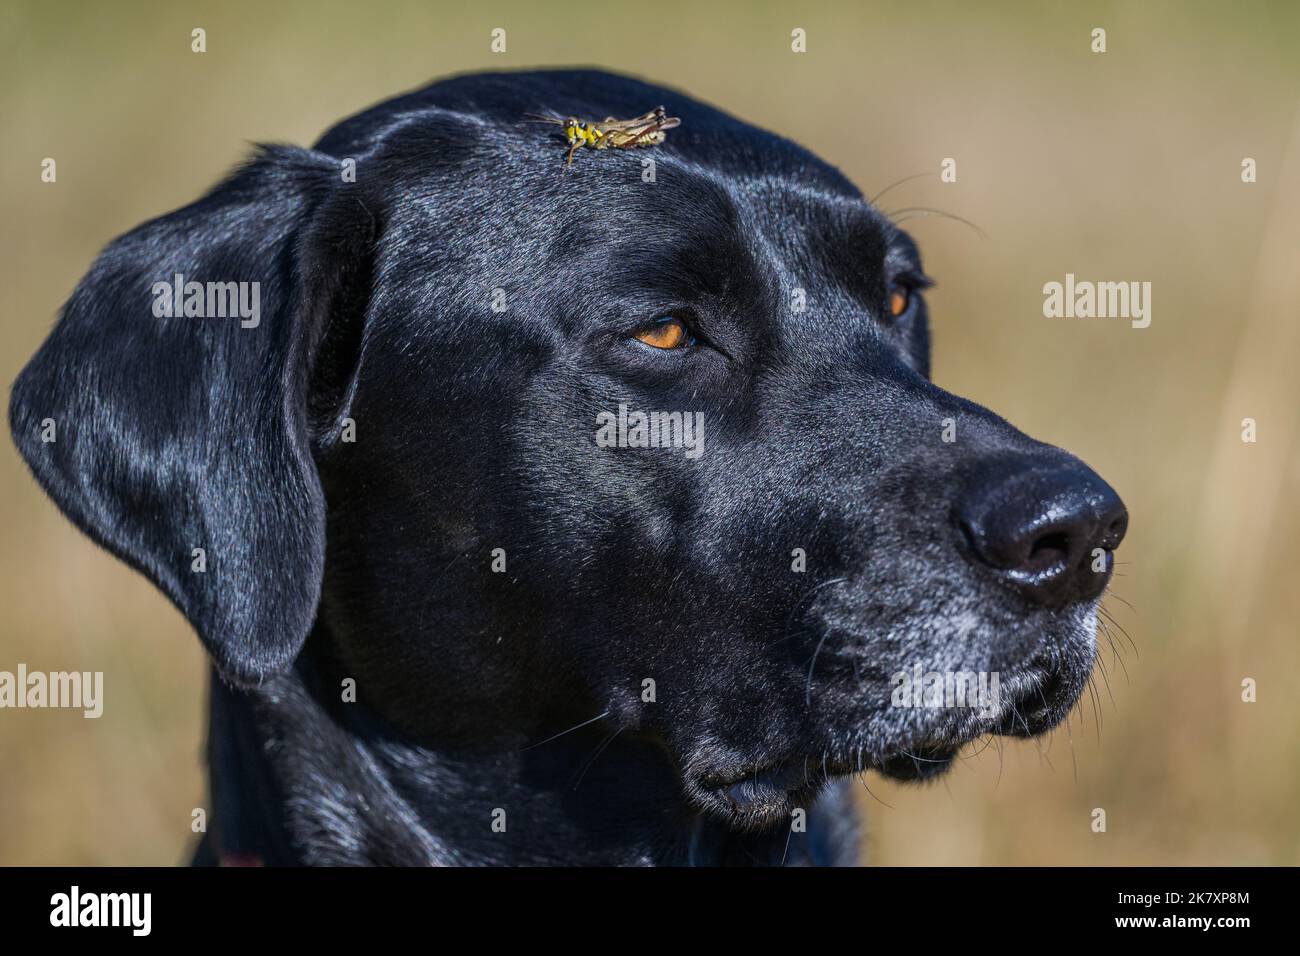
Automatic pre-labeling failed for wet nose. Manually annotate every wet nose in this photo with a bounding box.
[958,456,1128,607]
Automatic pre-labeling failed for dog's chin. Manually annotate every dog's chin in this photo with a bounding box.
[684,638,1096,827]
[685,746,960,830]
[870,648,1096,781]
[688,761,814,830]
[872,741,964,781]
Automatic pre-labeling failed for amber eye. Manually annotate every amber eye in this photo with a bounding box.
[633,316,692,350]
[888,283,911,319]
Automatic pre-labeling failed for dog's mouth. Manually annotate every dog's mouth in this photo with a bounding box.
[871,740,965,781]
[689,745,961,827]
[695,737,961,797]
[689,739,952,825]
[692,759,830,828]
[687,658,1084,826]
[698,758,835,805]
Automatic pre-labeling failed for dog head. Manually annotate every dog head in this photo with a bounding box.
[10,70,1126,831]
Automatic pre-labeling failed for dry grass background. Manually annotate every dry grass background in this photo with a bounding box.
[1,0,1297,865]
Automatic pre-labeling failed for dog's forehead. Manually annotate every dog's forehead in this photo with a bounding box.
[319,68,868,202]
[328,71,908,285]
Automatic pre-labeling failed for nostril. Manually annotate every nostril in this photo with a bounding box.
[1023,531,1070,574]
[1101,510,1129,550]
[958,456,1127,608]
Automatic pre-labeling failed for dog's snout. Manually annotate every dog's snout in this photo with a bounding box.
[958,457,1128,607]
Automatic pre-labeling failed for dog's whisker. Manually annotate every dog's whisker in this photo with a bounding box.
[779,819,795,867]
[1086,674,1103,741]
[1098,603,1139,658]
[1098,622,1125,677]
[1038,745,1055,774]
[1082,674,1097,740]
[900,748,948,764]
[959,733,996,760]
[520,709,610,751]
[1099,632,1129,680]
[1103,616,1139,663]
[886,206,989,239]
[1009,697,1032,738]
[1065,708,1079,784]
[1104,591,1138,615]
[1035,684,1053,724]
[784,576,849,633]
[857,772,894,810]
[1029,722,1049,761]
[1094,654,1118,712]
[1096,615,1131,681]
[570,727,623,791]
[869,170,932,204]
[804,628,836,707]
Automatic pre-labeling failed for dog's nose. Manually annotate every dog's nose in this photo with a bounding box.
[958,456,1127,607]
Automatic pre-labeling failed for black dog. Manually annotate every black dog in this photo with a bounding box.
[9,69,1126,866]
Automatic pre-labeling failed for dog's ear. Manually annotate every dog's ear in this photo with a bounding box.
[9,145,367,686]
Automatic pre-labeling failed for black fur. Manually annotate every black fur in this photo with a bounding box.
[10,69,1125,865]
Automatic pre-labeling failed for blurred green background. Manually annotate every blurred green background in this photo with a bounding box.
[2,0,1297,865]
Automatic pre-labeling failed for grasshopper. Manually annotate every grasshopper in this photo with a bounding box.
[526,106,682,167]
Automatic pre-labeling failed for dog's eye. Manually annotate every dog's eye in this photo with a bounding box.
[633,316,693,350]
[888,283,911,319]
